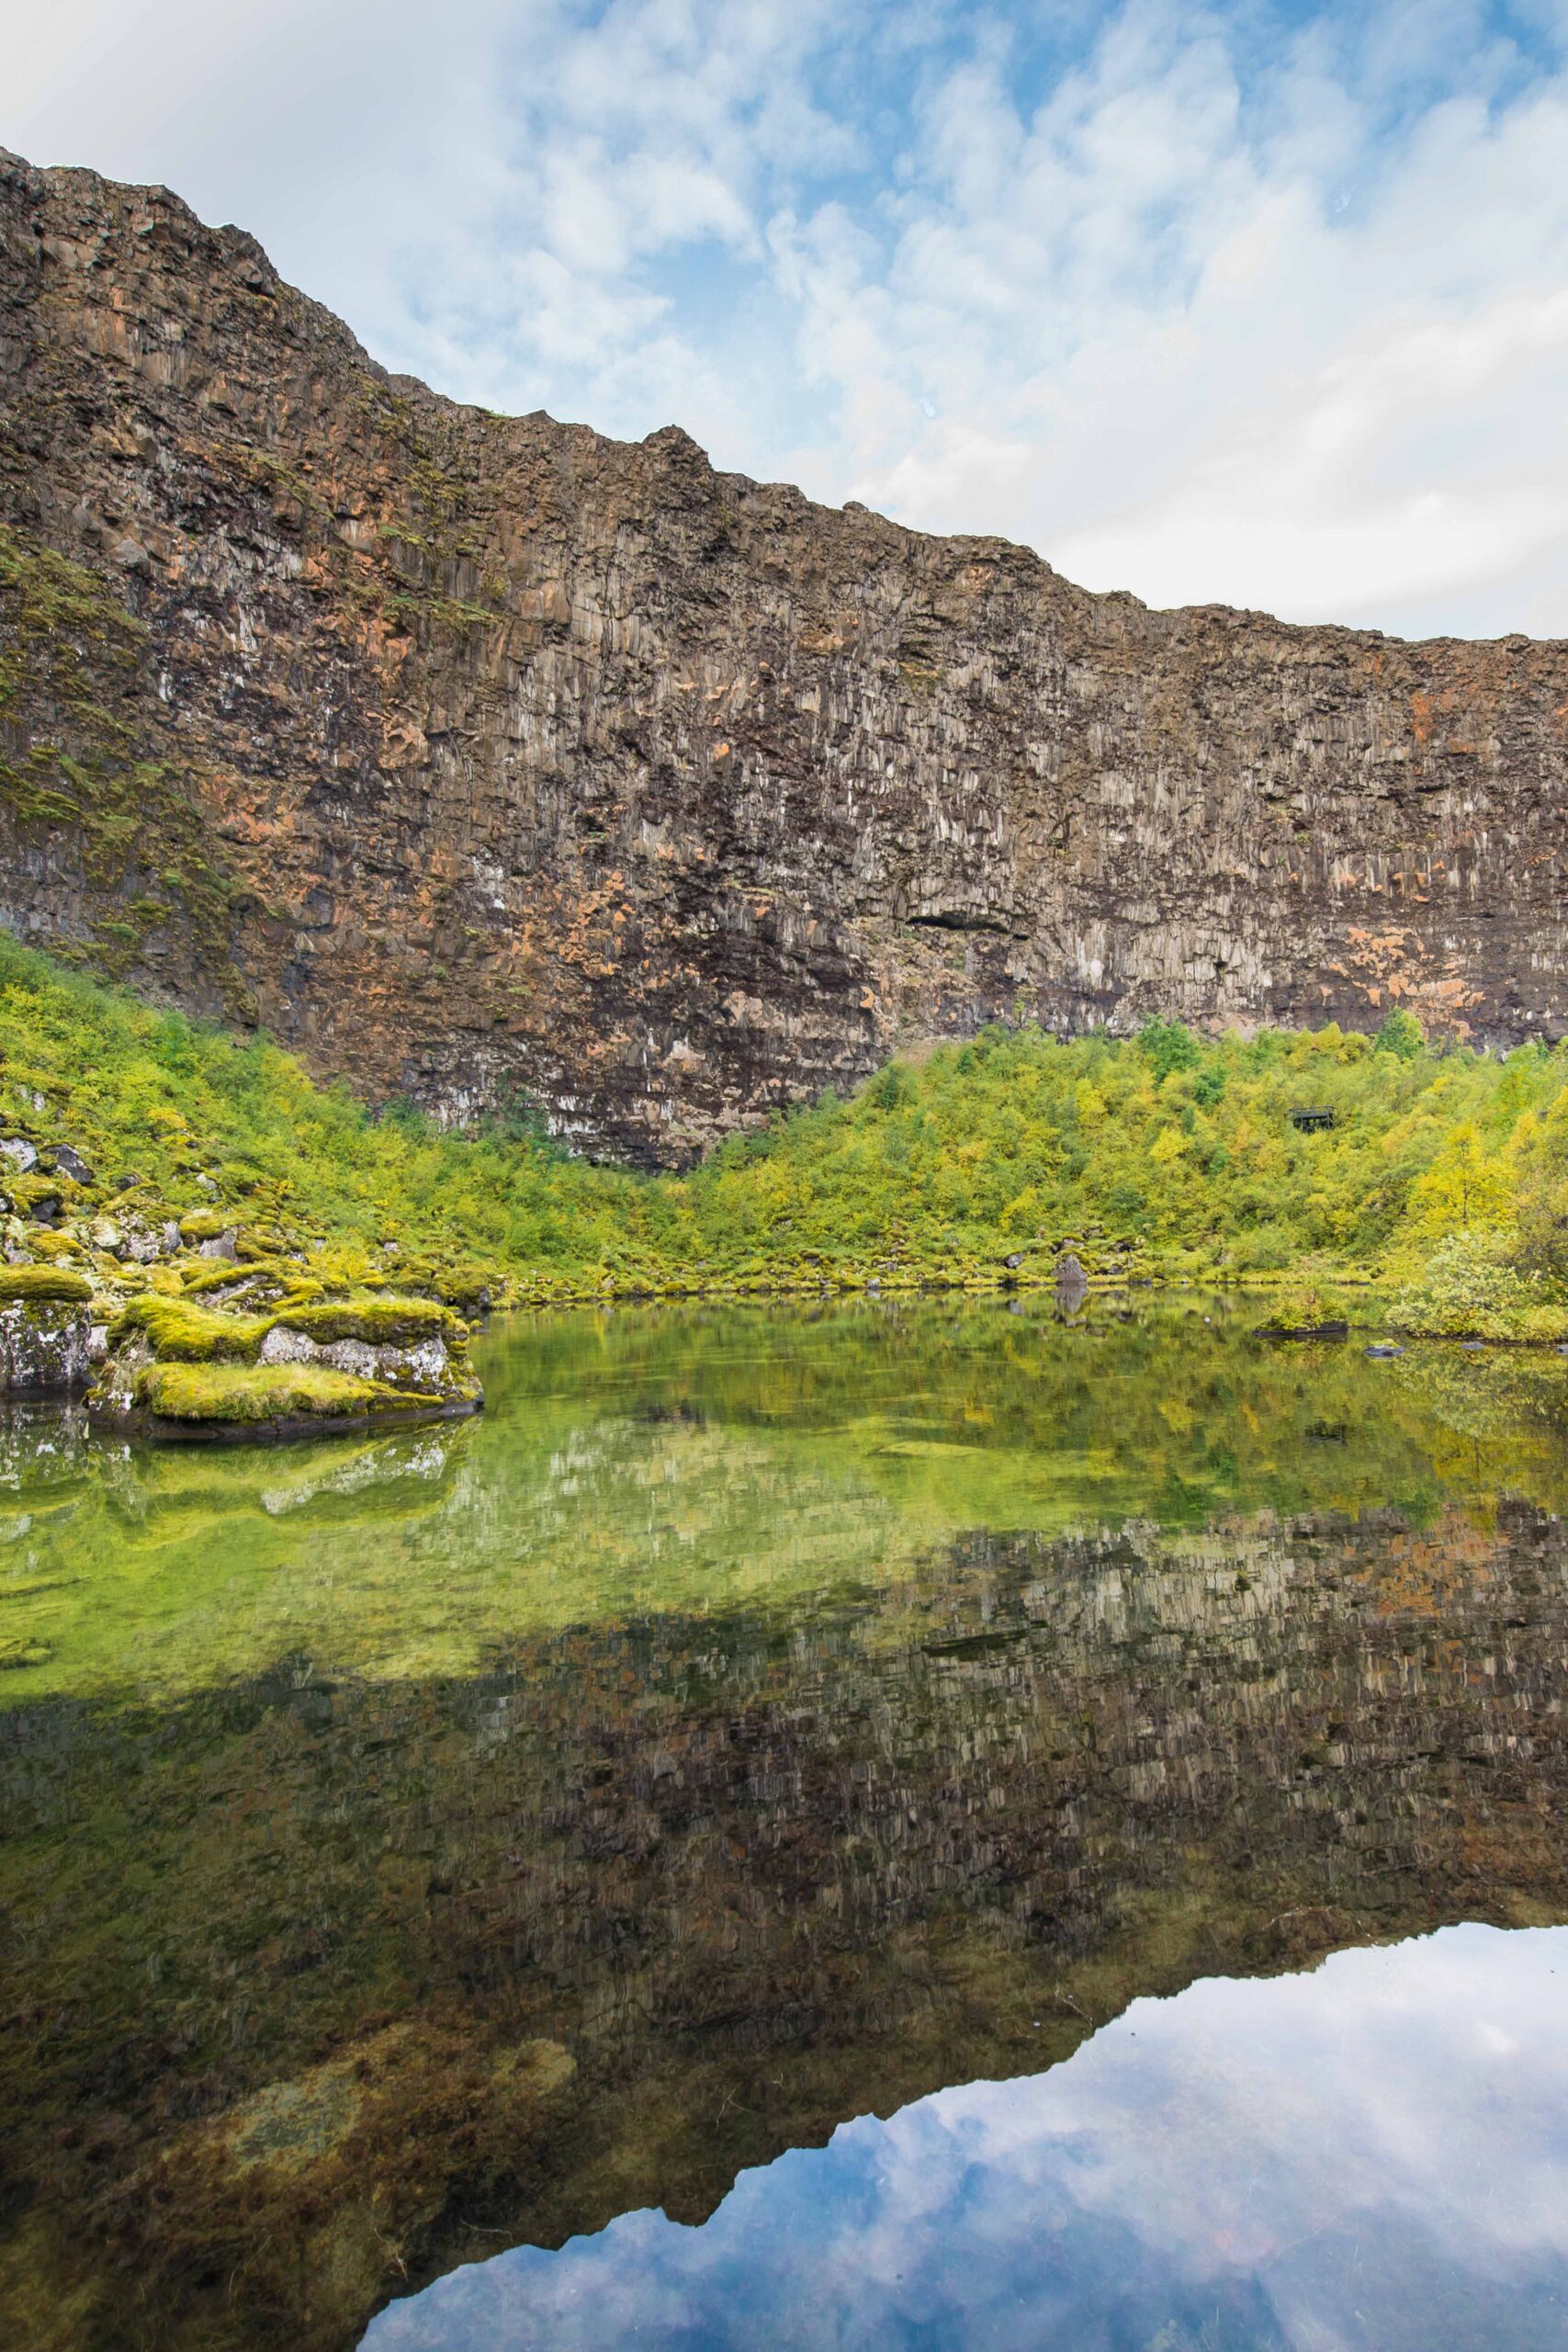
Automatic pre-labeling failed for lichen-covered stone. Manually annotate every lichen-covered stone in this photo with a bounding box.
[0,1297,94,1390]
[258,1320,463,1396]
[273,1296,465,1349]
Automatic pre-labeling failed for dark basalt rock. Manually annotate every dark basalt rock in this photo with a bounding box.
[44,1145,95,1185]
[3,148,1568,1166]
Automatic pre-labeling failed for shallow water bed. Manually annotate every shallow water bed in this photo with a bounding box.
[2,1296,1567,2349]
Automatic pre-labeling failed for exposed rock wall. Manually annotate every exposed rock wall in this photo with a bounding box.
[3,148,1567,1162]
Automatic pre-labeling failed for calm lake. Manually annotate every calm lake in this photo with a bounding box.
[3,1296,1567,2349]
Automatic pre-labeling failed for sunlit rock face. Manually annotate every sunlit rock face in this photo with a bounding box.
[4,147,1568,1163]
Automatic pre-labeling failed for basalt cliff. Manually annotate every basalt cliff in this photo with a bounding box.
[3,149,1567,1163]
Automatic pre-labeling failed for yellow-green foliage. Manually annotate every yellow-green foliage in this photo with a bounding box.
[0,1265,93,1302]
[135,1361,424,1423]
[676,1013,1568,1300]
[8,931,1568,1315]
[1387,1230,1568,1341]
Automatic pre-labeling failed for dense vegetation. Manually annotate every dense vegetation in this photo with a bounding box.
[7,931,1568,1330]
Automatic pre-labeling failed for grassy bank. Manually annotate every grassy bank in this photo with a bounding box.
[5,933,1568,1333]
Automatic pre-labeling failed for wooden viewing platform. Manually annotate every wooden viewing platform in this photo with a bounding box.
[1288,1107,1336,1133]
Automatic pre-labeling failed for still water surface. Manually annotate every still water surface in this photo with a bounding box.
[369,1925,1568,2352]
[2,1297,1567,2349]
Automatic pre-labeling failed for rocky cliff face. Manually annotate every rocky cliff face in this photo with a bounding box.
[3,149,1567,1162]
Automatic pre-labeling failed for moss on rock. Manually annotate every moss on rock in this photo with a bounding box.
[176,1209,236,1242]
[114,1295,271,1363]
[6,1173,65,1216]
[0,1266,94,1303]
[274,1295,466,1350]
[134,1361,428,1425]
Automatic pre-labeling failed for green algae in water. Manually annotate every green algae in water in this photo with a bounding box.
[4,1295,1568,1703]
[6,1295,1568,2351]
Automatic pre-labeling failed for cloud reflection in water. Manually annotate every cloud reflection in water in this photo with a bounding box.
[366,1923,1568,2350]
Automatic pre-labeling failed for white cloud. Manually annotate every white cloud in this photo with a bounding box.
[363,1923,1568,2348]
[5,2,1568,636]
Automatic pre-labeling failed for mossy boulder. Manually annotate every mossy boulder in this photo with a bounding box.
[113,1294,271,1363]
[179,1258,283,1298]
[101,1288,482,1439]
[0,1264,95,1302]
[176,1208,238,1242]
[133,1360,454,1441]
[430,1264,494,1315]
[7,1173,63,1221]
[273,1295,466,1350]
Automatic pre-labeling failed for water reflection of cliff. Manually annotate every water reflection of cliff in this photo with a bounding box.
[4,1497,1566,2352]
[9,1298,1568,1699]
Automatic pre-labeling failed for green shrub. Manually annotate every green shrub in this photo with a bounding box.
[1387,1230,1567,1340]
[6,922,1568,1312]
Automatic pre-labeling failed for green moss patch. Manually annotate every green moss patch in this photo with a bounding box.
[6,1173,66,1212]
[176,1209,236,1241]
[114,1295,271,1363]
[0,1266,94,1303]
[135,1362,423,1425]
[177,1259,282,1298]
[274,1295,464,1349]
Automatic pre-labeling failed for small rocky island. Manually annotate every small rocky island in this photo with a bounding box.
[0,1125,483,1440]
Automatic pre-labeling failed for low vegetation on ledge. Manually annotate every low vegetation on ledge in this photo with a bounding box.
[4,933,1568,1361]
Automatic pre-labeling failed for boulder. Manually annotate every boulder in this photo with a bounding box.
[47,1145,96,1185]
[0,1298,96,1392]
[1055,1253,1089,1304]
[96,1288,481,1441]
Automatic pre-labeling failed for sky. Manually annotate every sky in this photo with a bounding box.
[6,1,1568,639]
[366,1923,1568,2348]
